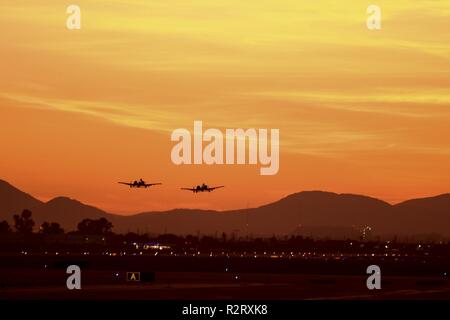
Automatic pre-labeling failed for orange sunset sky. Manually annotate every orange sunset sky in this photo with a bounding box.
[1,0,449,214]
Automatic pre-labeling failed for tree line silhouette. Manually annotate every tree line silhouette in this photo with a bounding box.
[0,209,112,236]
[1,209,450,257]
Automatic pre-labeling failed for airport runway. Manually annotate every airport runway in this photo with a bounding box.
[1,270,450,300]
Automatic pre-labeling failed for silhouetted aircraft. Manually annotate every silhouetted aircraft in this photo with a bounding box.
[118,179,162,188]
[181,183,224,193]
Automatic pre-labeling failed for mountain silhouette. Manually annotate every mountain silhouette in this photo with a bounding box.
[31,196,117,229]
[230,191,392,235]
[0,180,42,219]
[389,194,450,235]
[0,179,449,237]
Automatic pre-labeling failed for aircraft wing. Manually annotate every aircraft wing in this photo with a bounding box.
[209,186,225,190]
[181,188,195,191]
[144,183,162,187]
[118,182,132,186]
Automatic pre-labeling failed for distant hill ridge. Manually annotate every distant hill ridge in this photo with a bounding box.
[0,179,449,237]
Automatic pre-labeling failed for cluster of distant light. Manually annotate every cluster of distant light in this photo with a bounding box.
[132,242,171,250]
[19,250,432,259]
[17,241,438,258]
